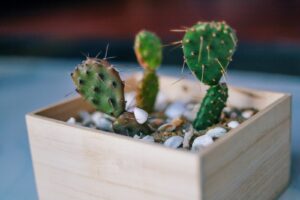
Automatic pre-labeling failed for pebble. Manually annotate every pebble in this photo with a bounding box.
[134,107,148,124]
[206,127,227,138]
[155,92,169,111]
[171,118,184,128]
[227,121,240,129]
[91,111,103,123]
[95,117,113,132]
[157,123,176,132]
[191,135,214,151]
[79,111,92,125]
[125,92,136,111]
[165,102,186,119]
[133,134,141,139]
[141,135,155,143]
[183,103,200,121]
[242,110,254,119]
[223,107,239,119]
[183,126,194,148]
[66,117,76,124]
[148,118,165,128]
[164,136,183,149]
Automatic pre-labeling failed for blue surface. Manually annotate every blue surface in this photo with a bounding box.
[0,57,299,199]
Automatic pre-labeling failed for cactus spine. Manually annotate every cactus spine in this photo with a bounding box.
[182,21,237,130]
[134,30,162,112]
[71,57,152,136]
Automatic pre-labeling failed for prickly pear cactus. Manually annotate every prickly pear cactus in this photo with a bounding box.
[193,83,228,130]
[134,30,162,70]
[134,30,162,112]
[182,21,237,130]
[136,70,159,113]
[71,58,125,118]
[182,21,237,86]
[113,112,152,136]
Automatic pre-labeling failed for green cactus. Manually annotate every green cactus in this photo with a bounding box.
[182,21,237,85]
[71,58,125,117]
[193,83,228,130]
[134,30,162,112]
[182,21,237,130]
[134,30,162,70]
[136,70,159,113]
[71,57,152,135]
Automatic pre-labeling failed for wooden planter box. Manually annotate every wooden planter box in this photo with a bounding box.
[26,75,291,200]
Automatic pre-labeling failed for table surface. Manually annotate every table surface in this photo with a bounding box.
[0,57,299,199]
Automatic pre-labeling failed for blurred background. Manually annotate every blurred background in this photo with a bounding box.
[1,0,300,199]
[0,0,300,74]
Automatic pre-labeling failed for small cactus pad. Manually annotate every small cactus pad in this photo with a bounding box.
[136,70,159,113]
[113,112,152,136]
[71,58,125,118]
[134,30,162,70]
[193,83,228,130]
[183,21,237,85]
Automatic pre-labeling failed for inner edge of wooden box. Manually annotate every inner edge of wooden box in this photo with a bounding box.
[27,74,289,156]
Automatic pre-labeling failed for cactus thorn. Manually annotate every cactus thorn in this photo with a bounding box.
[207,45,211,60]
[170,29,187,32]
[104,43,110,59]
[108,98,115,108]
[198,36,204,63]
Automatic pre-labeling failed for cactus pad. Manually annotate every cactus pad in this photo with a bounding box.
[193,83,228,130]
[136,70,159,113]
[71,58,125,118]
[183,21,237,85]
[113,112,152,136]
[134,30,162,70]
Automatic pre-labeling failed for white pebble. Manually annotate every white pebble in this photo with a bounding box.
[165,102,186,119]
[125,92,136,111]
[206,127,227,138]
[133,134,141,139]
[79,111,92,125]
[155,92,169,111]
[242,110,254,119]
[134,107,148,124]
[183,103,200,121]
[164,136,183,149]
[192,135,214,151]
[94,117,113,131]
[91,112,103,123]
[227,121,240,129]
[141,135,155,143]
[223,107,231,113]
[183,126,194,148]
[66,117,76,124]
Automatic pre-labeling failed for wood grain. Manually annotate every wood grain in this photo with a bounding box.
[26,75,291,200]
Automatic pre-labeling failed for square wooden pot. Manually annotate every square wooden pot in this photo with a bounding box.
[26,75,291,200]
